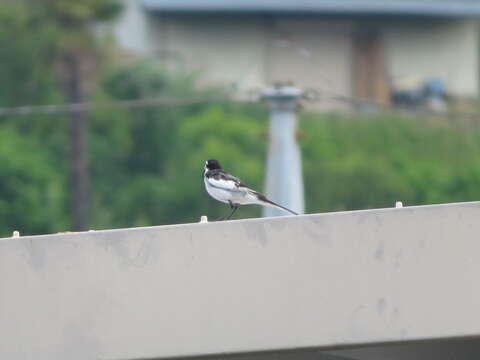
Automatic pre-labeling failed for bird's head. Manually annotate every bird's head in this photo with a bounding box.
[204,159,222,172]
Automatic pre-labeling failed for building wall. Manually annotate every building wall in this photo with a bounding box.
[155,15,268,91]
[113,2,479,99]
[150,15,353,105]
[112,0,157,55]
[266,18,354,103]
[384,19,479,97]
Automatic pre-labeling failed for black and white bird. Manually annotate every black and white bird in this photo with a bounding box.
[203,159,298,220]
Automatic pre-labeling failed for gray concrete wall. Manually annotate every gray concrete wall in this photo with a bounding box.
[1,202,480,360]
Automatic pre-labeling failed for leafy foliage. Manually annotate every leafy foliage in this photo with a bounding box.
[301,112,480,212]
[0,3,59,107]
[0,126,67,234]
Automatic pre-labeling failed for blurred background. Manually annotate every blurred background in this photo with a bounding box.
[2,0,480,237]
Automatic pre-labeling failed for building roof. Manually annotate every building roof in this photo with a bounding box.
[143,0,480,18]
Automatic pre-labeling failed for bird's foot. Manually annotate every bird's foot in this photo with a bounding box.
[215,205,239,221]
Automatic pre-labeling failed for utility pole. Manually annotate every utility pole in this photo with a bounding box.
[261,85,305,217]
[62,51,89,231]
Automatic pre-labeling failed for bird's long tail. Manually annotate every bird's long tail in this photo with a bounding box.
[255,192,299,215]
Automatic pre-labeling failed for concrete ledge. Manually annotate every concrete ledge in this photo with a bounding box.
[1,202,480,359]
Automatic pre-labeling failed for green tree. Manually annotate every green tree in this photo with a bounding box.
[300,112,480,212]
[0,3,58,108]
[0,0,123,235]
[0,125,67,236]
[48,0,122,230]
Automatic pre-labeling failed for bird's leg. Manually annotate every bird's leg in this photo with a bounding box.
[216,202,238,221]
[225,205,239,220]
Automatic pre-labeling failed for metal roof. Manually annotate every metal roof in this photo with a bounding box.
[143,0,480,17]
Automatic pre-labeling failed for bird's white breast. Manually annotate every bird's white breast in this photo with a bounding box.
[204,177,232,204]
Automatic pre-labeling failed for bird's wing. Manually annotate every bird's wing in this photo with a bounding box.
[207,171,243,191]
[221,172,244,186]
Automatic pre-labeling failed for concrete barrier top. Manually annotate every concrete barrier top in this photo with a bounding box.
[1,201,480,360]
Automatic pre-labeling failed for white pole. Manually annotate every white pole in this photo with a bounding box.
[261,86,305,217]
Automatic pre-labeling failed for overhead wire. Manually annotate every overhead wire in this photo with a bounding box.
[0,96,237,117]
[0,86,479,121]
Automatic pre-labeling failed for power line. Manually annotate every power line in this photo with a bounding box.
[1,90,480,120]
[0,96,235,117]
